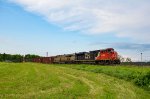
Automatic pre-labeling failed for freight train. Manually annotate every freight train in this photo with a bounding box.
[32,48,120,65]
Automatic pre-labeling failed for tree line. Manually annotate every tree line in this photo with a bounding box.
[0,53,40,62]
[118,55,132,62]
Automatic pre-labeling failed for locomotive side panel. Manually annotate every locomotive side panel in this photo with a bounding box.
[75,52,90,60]
[66,54,75,63]
[54,54,75,63]
[53,55,61,63]
[90,50,100,60]
[75,52,86,60]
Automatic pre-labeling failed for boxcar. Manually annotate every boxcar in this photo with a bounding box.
[32,58,41,63]
[41,57,54,64]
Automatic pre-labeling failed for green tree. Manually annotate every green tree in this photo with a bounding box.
[25,54,40,62]
[126,57,132,62]
[0,54,3,61]
[118,55,125,62]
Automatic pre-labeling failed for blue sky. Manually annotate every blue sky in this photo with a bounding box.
[0,0,150,61]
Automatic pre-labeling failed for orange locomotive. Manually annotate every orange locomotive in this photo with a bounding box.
[95,48,120,64]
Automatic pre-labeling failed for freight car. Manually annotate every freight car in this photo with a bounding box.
[33,57,54,64]
[41,57,54,64]
[32,57,41,63]
[32,48,120,65]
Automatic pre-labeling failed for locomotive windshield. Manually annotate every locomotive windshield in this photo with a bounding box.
[108,49,111,52]
[107,49,114,52]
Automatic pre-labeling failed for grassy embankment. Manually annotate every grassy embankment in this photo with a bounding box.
[0,62,150,99]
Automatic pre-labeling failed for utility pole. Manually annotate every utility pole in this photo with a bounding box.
[46,52,48,57]
[141,53,142,62]
[141,53,143,66]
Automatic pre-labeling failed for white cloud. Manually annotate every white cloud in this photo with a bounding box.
[10,0,150,42]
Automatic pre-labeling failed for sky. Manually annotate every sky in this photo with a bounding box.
[0,0,150,61]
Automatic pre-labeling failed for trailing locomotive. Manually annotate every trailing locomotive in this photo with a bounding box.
[32,48,120,65]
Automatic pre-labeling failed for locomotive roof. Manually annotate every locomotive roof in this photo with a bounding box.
[75,52,88,55]
[89,50,100,52]
[54,53,75,57]
[100,48,114,51]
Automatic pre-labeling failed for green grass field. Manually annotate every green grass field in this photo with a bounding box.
[57,64,150,90]
[0,62,150,99]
